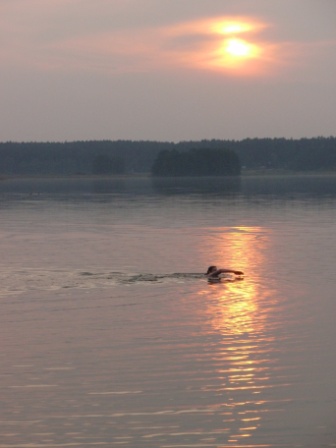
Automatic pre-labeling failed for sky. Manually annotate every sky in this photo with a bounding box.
[1,0,336,142]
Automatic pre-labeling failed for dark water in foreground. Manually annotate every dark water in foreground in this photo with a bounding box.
[0,176,336,447]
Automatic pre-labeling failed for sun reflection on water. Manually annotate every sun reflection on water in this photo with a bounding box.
[198,226,277,443]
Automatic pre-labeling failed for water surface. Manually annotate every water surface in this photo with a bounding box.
[0,176,336,447]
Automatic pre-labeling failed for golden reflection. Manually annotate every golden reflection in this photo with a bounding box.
[198,226,274,443]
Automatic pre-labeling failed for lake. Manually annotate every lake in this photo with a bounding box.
[0,175,336,448]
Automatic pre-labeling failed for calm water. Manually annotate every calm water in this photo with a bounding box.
[0,176,336,448]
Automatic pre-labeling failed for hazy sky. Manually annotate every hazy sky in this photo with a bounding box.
[1,0,335,142]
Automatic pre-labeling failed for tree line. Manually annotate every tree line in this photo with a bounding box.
[0,137,335,176]
[151,148,240,176]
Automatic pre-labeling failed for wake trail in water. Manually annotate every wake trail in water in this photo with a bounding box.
[0,269,207,296]
[0,269,244,296]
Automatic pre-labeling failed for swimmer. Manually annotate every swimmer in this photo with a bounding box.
[205,265,244,281]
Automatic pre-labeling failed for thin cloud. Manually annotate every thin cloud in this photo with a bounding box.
[1,2,335,80]
[19,16,280,76]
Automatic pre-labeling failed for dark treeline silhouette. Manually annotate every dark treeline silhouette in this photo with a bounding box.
[0,137,335,175]
[151,148,241,176]
[0,141,170,175]
[92,154,125,175]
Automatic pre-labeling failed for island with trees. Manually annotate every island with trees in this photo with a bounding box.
[151,148,241,176]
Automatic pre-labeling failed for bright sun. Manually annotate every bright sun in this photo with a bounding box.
[206,18,265,72]
[224,38,259,58]
[167,17,269,75]
[225,38,251,57]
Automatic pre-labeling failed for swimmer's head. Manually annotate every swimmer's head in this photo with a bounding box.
[205,265,217,275]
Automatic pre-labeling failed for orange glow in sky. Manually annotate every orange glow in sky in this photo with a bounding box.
[210,38,263,71]
[224,38,259,58]
[46,16,273,77]
[167,17,270,75]
[206,18,267,73]
[210,19,259,35]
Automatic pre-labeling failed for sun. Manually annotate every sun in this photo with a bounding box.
[208,37,262,71]
[164,16,270,75]
[224,38,260,58]
[206,20,265,72]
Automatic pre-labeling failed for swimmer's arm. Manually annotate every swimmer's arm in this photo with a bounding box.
[216,269,244,275]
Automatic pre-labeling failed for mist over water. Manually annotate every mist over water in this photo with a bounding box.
[1,176,336,447]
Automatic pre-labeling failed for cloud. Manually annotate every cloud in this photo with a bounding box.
[9,14,278,77]
[1,1,335,81]
[0,0,140,69]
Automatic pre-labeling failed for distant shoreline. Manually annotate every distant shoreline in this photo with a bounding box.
[1,170,336,181]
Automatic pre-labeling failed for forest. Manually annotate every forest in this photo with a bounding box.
[151,148,241,176]
[0,137,335,176]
